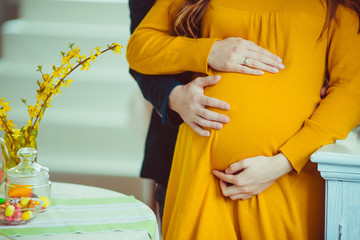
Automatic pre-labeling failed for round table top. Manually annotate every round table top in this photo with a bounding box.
[0,182,159,240]
[51,182,126,198]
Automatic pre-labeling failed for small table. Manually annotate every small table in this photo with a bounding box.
[0,182,159,240]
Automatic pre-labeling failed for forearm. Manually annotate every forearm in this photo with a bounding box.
[279,6,360,173]
[126,0,218,75]
[279,87,360,173]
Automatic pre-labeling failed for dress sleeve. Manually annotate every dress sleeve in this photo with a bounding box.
[279,5,360,173]
[126,0,218,75]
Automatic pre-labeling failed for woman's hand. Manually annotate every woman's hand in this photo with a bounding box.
[168,75,230,137]
[208,37,285,75]
[212,153,293,200]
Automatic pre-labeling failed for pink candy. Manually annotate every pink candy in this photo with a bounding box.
[13,210,22,218]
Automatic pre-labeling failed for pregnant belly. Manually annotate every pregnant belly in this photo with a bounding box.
[204,72,319,170]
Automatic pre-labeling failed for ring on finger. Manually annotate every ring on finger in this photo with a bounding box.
[243,57,249,66]
[193,115,199,124]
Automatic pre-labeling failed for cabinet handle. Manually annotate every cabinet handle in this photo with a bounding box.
[339,223,343,240]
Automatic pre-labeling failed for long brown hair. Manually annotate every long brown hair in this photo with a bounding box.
[173,0,360,38]
[173,0,210,38]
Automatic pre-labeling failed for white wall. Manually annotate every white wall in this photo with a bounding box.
[0,0,151,179]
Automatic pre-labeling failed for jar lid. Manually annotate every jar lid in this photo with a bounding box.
[7,147,49,179]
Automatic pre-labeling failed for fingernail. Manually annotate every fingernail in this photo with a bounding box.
[277,57,283,62]
[224,117,230,123]
[272,68,279,73]
[204,131,210,137]
[217,123,223,129]
[258,71,264,75]
[225,104,230,110]
[278,63,285,69]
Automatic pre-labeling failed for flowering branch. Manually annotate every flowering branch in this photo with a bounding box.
[28,43,122,136]
[0,116,14,146]
[0,42,122,165]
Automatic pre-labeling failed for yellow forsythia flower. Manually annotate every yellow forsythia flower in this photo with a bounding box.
[28,105,38,118]
[0,42,122,165]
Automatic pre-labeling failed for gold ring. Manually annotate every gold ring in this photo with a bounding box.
[193,116,199,124]
[243,57,249,66]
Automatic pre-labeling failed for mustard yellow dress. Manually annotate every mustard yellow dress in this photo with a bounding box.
[127,0,360,239]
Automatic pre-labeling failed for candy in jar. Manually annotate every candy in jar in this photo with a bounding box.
[5,147,51,211]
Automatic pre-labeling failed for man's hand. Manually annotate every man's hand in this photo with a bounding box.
[212,153,293,200]
[208,37,285,75]
[320,77,329,98]
[168,75,230,137]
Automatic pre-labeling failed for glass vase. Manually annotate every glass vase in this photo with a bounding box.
[0,130,37,185]
[0,138,8,186]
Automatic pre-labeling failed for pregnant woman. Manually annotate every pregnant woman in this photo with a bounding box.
[127,0,360,239]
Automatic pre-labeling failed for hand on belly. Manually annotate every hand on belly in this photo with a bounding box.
[211,153,293,200]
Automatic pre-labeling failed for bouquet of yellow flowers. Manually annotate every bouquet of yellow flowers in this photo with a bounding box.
[0,42,122,171]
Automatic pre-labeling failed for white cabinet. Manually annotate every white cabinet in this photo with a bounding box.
[311,126,360,240]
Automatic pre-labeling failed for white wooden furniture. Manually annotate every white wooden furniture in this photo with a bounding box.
[311,126,360,240]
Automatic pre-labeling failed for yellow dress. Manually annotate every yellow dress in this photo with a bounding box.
[127,0,360,239]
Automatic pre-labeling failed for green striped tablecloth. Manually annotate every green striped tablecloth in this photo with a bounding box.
[0,196,157,239]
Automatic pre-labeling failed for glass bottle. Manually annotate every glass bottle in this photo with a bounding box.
[5,147,51,212]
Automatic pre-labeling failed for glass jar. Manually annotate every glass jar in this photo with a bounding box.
[5,147,51,211]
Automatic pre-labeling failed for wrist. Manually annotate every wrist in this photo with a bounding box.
[274,153,294,176]
[208,40,220,68]
[168,85,183,112]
